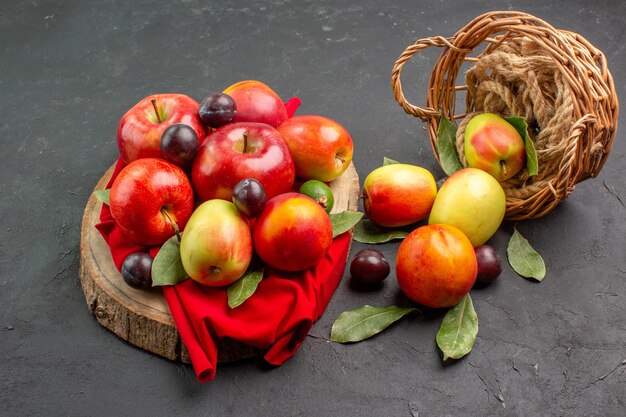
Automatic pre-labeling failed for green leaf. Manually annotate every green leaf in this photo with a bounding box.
[505,116,538,177]
[151,236,189,286]
[94,189,110,205]
[352,219,410,244]
[383,157,400,166]
[436,117,463,176]
[331,305,417,343]
[330,211,364,238]
[436,294,478,361]
[507,227,546,281]
[227,265,264,308]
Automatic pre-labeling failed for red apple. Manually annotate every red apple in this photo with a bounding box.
[362,163,437,227]
[464,113,526,181]
[253,192,333,272]
[192,122,295,202]
[223,80,288,127]
[277,115,354,182]
[179,199,253,287]
[396,224,477,308]
[109,158,194,246]
[117,94,206,164]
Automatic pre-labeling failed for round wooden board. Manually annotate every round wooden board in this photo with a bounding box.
[79,163,360,363]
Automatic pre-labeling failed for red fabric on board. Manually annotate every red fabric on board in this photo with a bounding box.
[95,96,351,382]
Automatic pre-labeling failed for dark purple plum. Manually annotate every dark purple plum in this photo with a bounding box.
[232,178,267,217]
[160,123,199,168]
[474,245,502,287]
[121,252,153,290]
[199,92,237,128]
[350,249,390,288]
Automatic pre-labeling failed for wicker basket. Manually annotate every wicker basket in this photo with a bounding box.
[391,11,619,220]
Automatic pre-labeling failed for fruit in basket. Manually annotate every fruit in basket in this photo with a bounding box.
[464,113,526,181]
[396,224,477,308]
[198,92,237,128]
[253,192,333,272]
[180,199,253,287]
[362,164,437,227]
[117,94,205,164]
[473,245,502,287]
[232,178,267,217]
[223,80,288,127]
[428,168,505,247]
[109,158,194,246]
[349,249,390,288]
[277,115,354,182]
[299,180,334,213]
[121,252,153,290]
[160,123,200,169]
[192,122,295,202]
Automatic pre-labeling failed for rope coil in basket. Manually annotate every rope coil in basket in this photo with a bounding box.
[391,11,619,220]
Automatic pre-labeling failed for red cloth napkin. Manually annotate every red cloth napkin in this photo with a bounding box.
[95,96,352,382]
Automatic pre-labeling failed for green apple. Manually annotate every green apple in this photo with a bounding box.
[180,199,253,287]
[428,168,506,246]
[464,113,526,181]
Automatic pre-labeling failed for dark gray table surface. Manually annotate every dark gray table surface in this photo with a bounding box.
[1,1,624,416]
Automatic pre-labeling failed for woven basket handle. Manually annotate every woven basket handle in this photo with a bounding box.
[392,36,470,122]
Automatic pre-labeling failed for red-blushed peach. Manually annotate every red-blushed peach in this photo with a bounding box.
[252,192,333,272]
[179,199,253,287]
[362,163,437,228]
[464,113,526,181]
[223,80,288,127]
[396,224,477,308]
[277,115,354,182]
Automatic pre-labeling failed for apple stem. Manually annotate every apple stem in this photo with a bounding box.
[161,208,181,241]
[243,131,248,153]
[500,160,508,177]
[151,98,162,123]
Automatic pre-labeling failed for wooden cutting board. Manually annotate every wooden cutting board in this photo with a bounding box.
[79,163,360,363]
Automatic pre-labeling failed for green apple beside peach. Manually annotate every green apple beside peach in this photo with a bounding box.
[180,199,253,287]
[253,192,333,272]
[464,113,526,181]
[362,163,437,228]
[428,168,506,247]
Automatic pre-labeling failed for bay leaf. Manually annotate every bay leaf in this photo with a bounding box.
[330,305,417,343]
[151,236,189,286]
[507,227,546,281]
[504,116,538,176]
[352,219,410,244]
[436,294,478,361]
[436,117,463,176]
[330,211,364,238]
[94,189,110,205]
[227,265,264,308]
[383,157,400,166]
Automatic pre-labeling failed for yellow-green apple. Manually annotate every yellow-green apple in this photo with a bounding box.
[117,94,206,164]
[277,115,354,182]
[192,122,295,202]
[428,168,505,246]
[396,224,477,308]
[253,192,332,272]
[223,80,288,127]
[464,113,526,181]
[362,163,437,227]
[109,158,194,246]
[180,199,252,287]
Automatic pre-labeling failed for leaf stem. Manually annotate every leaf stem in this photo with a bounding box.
[151,98,162,123]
